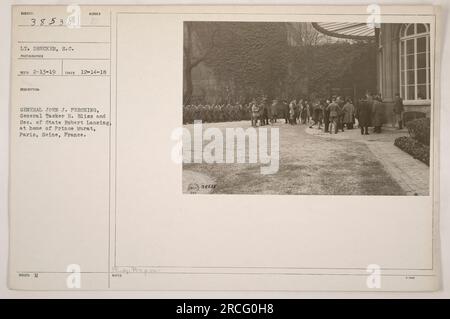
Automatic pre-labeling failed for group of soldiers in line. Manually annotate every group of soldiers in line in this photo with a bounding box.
[183,92,403,136]
[183,103,252,124]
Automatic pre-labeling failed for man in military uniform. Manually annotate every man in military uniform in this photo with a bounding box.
[337,96,345,132]
[270,99,278,124]
[356,94,372,135]
[393,93,404,129]
[259,97,269,126]
[326,97,340,134]
[250,99,260,127]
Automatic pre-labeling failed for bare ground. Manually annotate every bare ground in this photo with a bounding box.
[183,121,405,195]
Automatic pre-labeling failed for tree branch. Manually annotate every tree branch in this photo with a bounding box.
[189,27,220,69]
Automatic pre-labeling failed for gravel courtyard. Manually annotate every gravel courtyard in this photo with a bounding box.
[183,121,429,195]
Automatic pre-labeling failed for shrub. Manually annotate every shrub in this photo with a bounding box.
[394,136,430,166]
[403,111,426,124]
[405,117,430,146]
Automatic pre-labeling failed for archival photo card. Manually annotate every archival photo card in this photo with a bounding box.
[8,5,441,292]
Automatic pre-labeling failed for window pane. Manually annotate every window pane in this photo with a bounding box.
[406,39,414,54]
[417,69,427,84]
[401,24,407,37]
[407,85,415,100]
[417,37,427,53]
[400,55,405,70]
[406,24,415,36]
[417,85,427,99]
[417,53,427,68]
[400,40,405,56]
[407,70,415,85]
[417,24,427,34]
[407,54,415,69]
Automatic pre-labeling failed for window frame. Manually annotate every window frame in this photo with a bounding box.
[399,23,431,102]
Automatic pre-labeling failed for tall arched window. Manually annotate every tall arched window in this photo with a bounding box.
[399,23,430,101]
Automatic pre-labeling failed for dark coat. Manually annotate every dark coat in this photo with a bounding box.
[342,103,355,123]
[270,100,279,117]
[372,100,385,126]
[327,102,340,117]
[280,101,289,120]
[393,96,404,114]
[356,100,372,127]
[312,104,323,121]
[261,102,269,118]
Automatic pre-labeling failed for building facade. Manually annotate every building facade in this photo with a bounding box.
[313,22,432,121]
[377,23,431,120]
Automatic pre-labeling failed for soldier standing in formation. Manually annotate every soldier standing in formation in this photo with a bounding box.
[251,99,260,127]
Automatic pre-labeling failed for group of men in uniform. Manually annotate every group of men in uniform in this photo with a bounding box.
[183,103,251,124]
[250,97,289,127]
[183,92,399,136]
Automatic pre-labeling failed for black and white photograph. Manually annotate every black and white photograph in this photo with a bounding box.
[183,21,432,195]
[3,3,446,296]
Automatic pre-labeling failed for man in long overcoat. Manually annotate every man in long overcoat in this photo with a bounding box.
[323,99,330,132]
[270,99,279,124]
[282,100,289,124]
[336,96,345,132]
[356,96,372,135]
[393,93,404,129]
[372,96,385,133]
[342,99,355,129]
